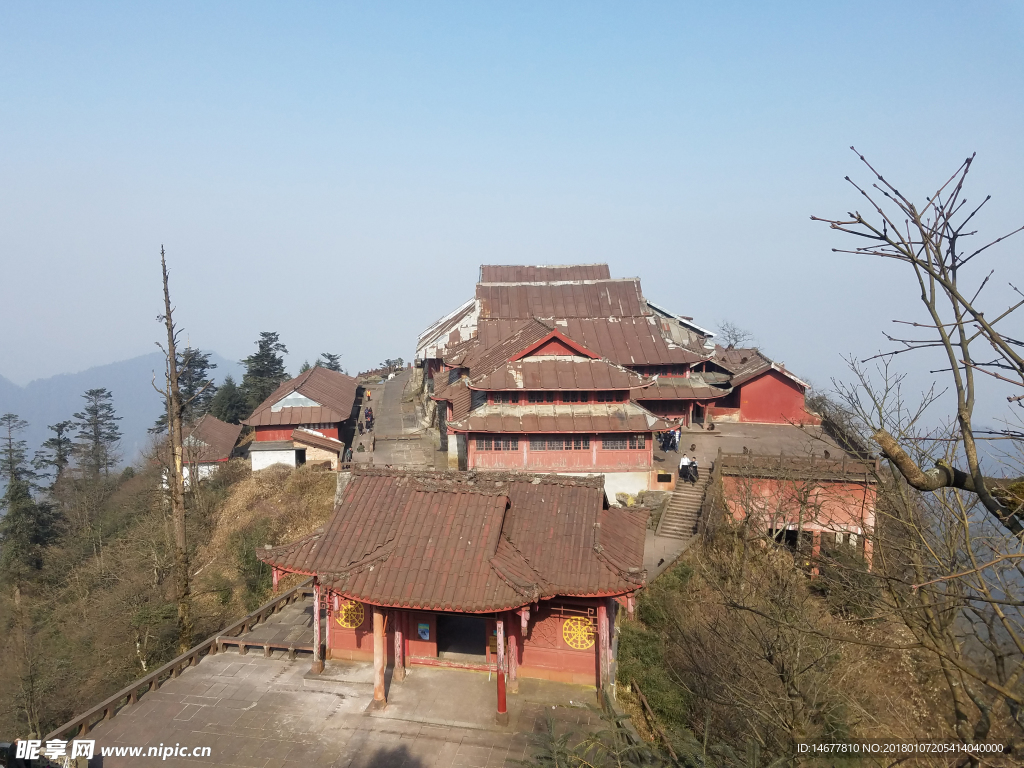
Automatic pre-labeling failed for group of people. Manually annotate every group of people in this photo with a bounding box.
[658,428,682,452]
[358,405,375,435]
[678,453,700,484]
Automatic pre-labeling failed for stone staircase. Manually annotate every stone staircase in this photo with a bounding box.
[656,477,712,541]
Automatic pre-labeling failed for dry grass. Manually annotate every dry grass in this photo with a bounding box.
[192,463,336,620]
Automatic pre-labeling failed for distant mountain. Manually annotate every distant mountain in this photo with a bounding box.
[0,352,244,465]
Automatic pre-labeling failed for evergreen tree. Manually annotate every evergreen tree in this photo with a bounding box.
[150,348,218,433]
[299,360,312,374]
[240,332,289,413]
[72,388,122,477]
[0,478,52,577]
[319,353,343,372]
[0,416,54,579]
[209,375,248,425]
[0,414,34,486]
[32,420,73,485]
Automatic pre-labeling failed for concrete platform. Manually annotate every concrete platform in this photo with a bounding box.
[86,649,600,768]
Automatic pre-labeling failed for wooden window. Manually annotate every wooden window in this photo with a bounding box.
[527,392,555,403]
[477,436,519,451]
[493,392,520,404]
[600,434,645,449]
[596,391,623,403]
[529,436,590,450]
[562,391,589,403]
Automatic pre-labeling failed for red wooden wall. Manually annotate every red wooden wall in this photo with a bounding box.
[738,371,818,425]
[256,425,340,441]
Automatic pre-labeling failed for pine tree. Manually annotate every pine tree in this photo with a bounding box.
[0,416,54,580]
[208,375,248,425]
[72,389,122,477]
[0,414,34,486]
[32,420,73,485]
[319,353,343,372]
[150,348,218,433]
[0,478,52,577]
[299,360,312,374]
[240,332,289,413]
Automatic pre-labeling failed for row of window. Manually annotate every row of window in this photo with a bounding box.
[475,434,646,451]
[490,390,628,405]
[531,437,590,451]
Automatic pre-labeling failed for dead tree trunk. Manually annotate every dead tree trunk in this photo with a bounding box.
[155,247,193,652]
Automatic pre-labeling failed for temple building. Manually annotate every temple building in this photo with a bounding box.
[417,264,820,493]
[181,414,242,484]
[242,366,359,471]
[258,466,647,713]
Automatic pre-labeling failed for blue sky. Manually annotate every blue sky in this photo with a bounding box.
[2,2,1022,422]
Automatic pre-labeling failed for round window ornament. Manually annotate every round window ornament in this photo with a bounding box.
[562,616,595,650]
[335,600,365,629]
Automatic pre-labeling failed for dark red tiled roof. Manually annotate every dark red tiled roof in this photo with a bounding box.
[714,346,810,390]
[476,280,649,320]
[184,414,242,463]
[291,429,344,454]
[258,468,646,612]
[243,367,359,427]
[448,401,670,433]
[472,318,706,367]
[633,375,731,401]
[470,358,647,391]
[479,264,612,283]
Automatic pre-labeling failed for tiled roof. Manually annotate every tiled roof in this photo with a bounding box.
[416,299,479,359]
[476,279,649,320]
[714,346,810,390]
[448,401,670,433]
[291,428,344,454]
[470,357,647,391]
[479,264,612,283]
[473,317,707,367]
[243,367,359,427]
[258,468,646,612]
[633,375,731,401]
[445,319,553,371]
[184,414,242,463]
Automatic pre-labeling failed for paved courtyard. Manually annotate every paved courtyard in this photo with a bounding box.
[87,638,601,768]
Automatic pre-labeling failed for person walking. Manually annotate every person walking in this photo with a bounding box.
[679,453,691,481]
[690,457,699,485]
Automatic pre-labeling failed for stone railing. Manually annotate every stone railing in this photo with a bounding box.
[44,578,313,741]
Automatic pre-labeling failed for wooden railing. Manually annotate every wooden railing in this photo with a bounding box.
[43,578,313,741]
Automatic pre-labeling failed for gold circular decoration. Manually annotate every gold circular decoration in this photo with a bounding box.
[335,600,365,629]
[562,616,595,650]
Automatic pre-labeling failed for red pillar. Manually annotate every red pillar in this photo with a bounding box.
[495,617,508,725]
[311,578,323,674]
[393,611,406,682]
[272,567,280,593]
[370,606,387,710]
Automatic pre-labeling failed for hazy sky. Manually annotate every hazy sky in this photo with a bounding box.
[2,2,1022,415]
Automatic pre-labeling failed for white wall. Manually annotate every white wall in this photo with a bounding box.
[251,449,297,471]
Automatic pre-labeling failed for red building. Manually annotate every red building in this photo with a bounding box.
[242,366,359,471]
[259,467,646,712]
[418,264,820,493]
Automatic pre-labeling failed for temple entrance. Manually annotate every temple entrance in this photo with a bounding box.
[436,614,486,662]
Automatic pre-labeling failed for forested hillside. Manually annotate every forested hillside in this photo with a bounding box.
[0,448,335,736]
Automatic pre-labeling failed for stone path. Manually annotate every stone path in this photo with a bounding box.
[356,370,431,469]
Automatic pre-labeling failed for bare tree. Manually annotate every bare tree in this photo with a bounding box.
[813,149,1024,534]
[153,248,194,651]
[716,321,755,349]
